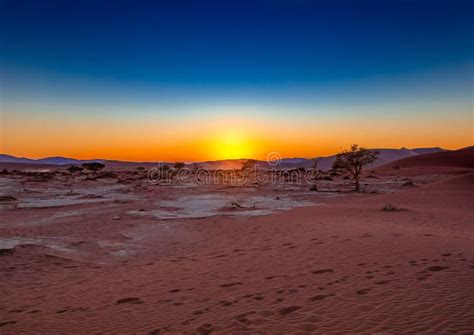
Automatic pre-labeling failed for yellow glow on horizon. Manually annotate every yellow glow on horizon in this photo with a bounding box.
[213,130,254,160]
[2,101,472,162]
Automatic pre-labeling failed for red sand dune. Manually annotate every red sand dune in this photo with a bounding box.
[379,146,474,169]
[376,146,474,176]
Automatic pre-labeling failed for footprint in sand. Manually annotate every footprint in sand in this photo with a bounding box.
[219,300,234,306]
[234,311,257,325]
[0,321,16,327]
[308,293,335,302]
[27,310,41,314]
[196,323,214,334]
[426,265,449,272]
[356,288,371,295]
[278,305,302,315]
[220,282,243,288]
[311,269,334,275]
[193,309,207,315]
[265,274,287,280]
[8,309,24,313]
[115,297,143,304]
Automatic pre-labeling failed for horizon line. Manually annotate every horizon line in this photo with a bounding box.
[2,145,470,164]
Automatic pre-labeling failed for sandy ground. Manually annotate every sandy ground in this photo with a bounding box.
[0,159,473,334]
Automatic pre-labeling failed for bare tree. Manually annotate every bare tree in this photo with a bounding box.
[332,144,379,192]
[241,159,257,172]
[310,158,320,191]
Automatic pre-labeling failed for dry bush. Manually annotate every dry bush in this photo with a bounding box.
[381,204,407,212]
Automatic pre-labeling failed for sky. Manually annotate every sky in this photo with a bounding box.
[1,0,473,161]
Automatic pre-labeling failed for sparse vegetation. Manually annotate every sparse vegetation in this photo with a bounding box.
[381,203,407,212]
[174,162,185,170]
[332,144,379,192]
[0,248,15,256]
[67,165,84,173]
[402,179,416,187]
[241,159,257,172]
[310,158,320,191]
[0,196,17,202]
[191,163,201,173]
[82,162,105,173]
[31,172,55,182]
[94,171,118,179]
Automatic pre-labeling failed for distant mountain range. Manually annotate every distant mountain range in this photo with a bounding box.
[199,147,448,170]
[0,154,104,165]
[0,147,448,170]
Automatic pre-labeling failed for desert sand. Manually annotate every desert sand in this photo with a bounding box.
[1,149,473,334]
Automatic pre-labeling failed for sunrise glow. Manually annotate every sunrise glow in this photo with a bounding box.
[1,1,472,161]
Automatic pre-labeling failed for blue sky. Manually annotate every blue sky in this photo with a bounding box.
[1,0,473,160]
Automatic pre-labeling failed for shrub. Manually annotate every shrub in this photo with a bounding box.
[82,162,105,173]
[402,179,416,187]
[241,159,257,172]
[309,158,320,191]
[95,171,118,179]
[381,204,407,212]
[67,165,83,173]
[174,162,185,170]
